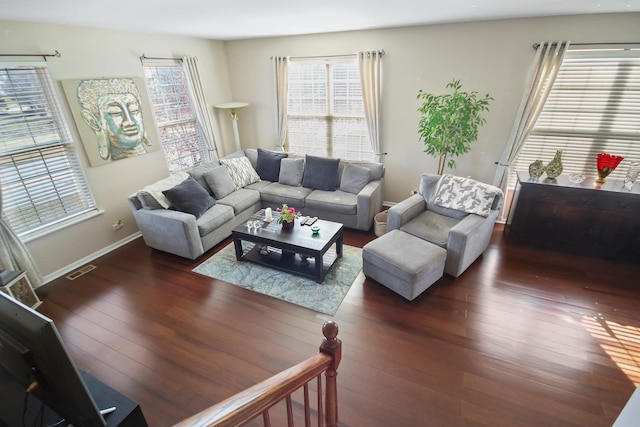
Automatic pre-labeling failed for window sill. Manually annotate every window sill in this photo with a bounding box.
[20,209,105,244]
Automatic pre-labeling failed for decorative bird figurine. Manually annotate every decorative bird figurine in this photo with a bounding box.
[528,160,546,180]
[545,150,564,179]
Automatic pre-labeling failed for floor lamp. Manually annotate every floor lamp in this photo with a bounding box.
[215,102,249,152]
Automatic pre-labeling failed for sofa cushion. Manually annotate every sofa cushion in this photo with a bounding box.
[137,171,190,209]
[188,162,221,196]
[279,157,305,186]
[302,155,340,191]
[400,210,461,248]
[305,190,357,215]
[203,165,237,199]
[340,161,384,181]
[432,174,501,217]
[340,163,371,194]
[216,188,261,215]
[196,203,235,236]
[259,182,313,208]
[256,148,288,182]
[162,176,215,218]
[243,148,258,169]
[220,156,261,189]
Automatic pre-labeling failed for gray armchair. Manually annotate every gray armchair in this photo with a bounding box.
[387,173,503,277]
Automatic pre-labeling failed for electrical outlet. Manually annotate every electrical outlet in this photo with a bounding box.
[112,221,124,231]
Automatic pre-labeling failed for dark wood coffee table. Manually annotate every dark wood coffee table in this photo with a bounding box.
[232,211,343,283]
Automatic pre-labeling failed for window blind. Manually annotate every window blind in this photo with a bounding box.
[0,66,96,237]
[143,63,209,173]
[287,59,374,162]
[510,48,640,187]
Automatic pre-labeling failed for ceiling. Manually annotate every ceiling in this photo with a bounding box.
[0,0,638,40]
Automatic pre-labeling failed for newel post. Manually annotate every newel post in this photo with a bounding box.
[320,321,341,427]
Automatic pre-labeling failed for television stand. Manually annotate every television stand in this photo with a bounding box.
[0,368,147,427]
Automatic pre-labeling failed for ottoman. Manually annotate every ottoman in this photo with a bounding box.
[362,229,446,301]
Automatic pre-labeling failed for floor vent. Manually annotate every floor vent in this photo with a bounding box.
[66,264,97,280]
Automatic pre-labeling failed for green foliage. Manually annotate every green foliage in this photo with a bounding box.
[417,79,493,175]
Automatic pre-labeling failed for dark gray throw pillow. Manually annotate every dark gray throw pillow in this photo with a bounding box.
[340,163,371,194]
[162,177,215,218]
[256,148,288,182]
[302,155,340,191]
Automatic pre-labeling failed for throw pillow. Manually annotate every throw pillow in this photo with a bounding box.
[137,171,190,209]
[301,155,340,191]
[431,174,502,217]
[203,165,237,199]
[340,163,371,194]
[188,162,222,196]
[220,156,261,189]
[256,148,288,182]
[162,177,215,218]
[279,157,305,186]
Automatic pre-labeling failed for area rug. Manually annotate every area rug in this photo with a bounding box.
[192,243,362,316]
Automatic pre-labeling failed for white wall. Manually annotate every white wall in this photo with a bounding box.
[0,21,236,281]
[225,13,640,202]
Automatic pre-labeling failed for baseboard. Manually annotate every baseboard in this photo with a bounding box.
[42,232,142,285]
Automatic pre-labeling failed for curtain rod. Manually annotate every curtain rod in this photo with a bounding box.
[0,50,61,61]
[139,54,184,64]
[270,50,385,60]
[532,42,639,50]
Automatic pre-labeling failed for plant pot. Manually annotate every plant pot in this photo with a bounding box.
[281,220,294,230]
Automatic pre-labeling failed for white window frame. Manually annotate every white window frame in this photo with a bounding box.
[143,60,210,173]
[286,57,375,162]
[509,46,640,188]
[0,63,98,241]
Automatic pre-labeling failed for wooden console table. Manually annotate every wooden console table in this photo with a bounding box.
[505,171,640,263]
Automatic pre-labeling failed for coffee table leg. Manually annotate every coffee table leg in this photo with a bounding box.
[315,255,324,283]
[336,233,343,258]
[233,238,243,261]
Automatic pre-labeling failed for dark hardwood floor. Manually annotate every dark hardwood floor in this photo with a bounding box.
[37,225,640,426]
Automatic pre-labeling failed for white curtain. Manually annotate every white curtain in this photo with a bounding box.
[183,56,220,161]
[0,187,43,288]
[358,50,384,163]
[272,56,289,152]
[493,41,570,192]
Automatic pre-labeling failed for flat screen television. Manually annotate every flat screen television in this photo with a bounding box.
[0,291,106,426]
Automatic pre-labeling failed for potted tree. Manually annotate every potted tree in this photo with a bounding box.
[417,79,493,175]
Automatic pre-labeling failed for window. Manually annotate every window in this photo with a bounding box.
[287,58,374,162]
[0,65,97,239]
[510,47,640,186]
[143,61,210,173]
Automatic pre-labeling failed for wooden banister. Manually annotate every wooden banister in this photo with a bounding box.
[174,321,341,427]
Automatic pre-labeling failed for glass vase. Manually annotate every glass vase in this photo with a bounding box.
[596,153,624,184]
[624,161,640,190]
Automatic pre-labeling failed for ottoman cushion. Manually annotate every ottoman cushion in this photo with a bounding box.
[363,229,446,300]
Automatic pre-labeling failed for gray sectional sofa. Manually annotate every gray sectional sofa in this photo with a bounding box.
[128,148,384,259]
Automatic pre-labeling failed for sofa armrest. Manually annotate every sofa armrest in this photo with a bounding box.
[356,179,384,230]
[132,208,204,259]
[446,209,498,277]
[387,194,426,231]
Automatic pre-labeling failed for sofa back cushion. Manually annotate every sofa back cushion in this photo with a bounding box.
[188,162,222,196]
[256,148,288,182]
[302,155,340,191]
